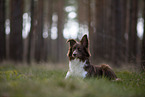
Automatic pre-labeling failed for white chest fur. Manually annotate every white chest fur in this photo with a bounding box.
[65,59,87,79]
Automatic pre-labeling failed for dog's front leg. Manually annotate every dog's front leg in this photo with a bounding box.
[65,71,71,79]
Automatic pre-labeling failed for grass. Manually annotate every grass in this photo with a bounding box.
[0,64,145,97]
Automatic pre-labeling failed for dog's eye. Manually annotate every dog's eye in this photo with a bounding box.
[78,48,81,51]
[73,47,76,50]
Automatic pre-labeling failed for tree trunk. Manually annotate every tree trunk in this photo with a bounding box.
[27,0,34,63]
[125,0,131,63]
[105,0,112,61]
[128,0,138,63]
[10,0,23,61]
[88,0,93,61]
[110,0,116,63]
[141,0,145,71]
[88,0,97,63]
[0,0,6,61]
[95,0,104,62]
[114,0,122,66]
[120,0,127,63]
[34,0,44,62]
[45,0,53,62]
[57,0,65,63]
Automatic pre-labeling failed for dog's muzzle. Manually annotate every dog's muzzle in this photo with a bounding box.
[72,50,78,57]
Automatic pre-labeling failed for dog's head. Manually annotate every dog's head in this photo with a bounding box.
[67,34,91,61]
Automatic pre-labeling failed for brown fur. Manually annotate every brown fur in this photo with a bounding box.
[83,60,117,79]
[67,34,117,80]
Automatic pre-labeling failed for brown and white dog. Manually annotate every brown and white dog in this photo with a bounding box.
[65,34,118,80]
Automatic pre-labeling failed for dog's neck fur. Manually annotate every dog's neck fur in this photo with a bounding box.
[65,58,88,79]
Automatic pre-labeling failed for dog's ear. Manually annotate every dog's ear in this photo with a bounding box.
[66,39,76,58]
[66,39,76,47]
[80,34,88,48]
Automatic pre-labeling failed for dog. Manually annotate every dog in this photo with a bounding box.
[65,34,118,80]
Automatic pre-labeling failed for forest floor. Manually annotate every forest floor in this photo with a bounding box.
[0,63,145,97]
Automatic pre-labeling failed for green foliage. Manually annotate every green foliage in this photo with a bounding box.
[0,64,145,97]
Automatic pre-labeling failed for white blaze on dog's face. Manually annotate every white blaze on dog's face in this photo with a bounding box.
[67,35,91,61]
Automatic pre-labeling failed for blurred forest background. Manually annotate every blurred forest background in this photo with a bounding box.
[0,0,145,71]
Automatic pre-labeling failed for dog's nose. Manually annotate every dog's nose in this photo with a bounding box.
[73,54,77,57]
[73,50,77,57]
